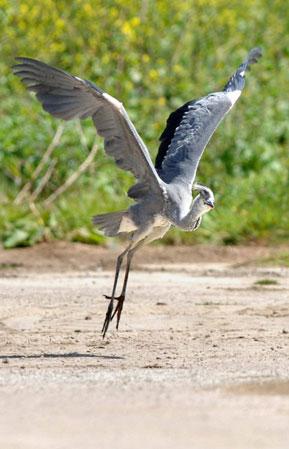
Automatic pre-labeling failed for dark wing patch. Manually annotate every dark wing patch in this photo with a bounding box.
[156,93,232,186]
[155,100,193,170]
[155,47,262,187]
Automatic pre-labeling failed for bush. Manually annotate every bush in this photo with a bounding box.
[0,0,289,246]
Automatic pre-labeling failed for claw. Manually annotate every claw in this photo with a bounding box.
[101,246,135,337]
[116,300,124,330]
[104,294,121,302]
[102,298,114,338]
[111,295,125,329]
[104,294,125,330]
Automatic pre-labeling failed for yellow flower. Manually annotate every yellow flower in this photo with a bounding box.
[131,17,140,27]
[149,69,158,81]
[83,3,93,14]
[142,54,150,63]
[122,21,133,37]
[19,3,29,15]
[55,18,65,31]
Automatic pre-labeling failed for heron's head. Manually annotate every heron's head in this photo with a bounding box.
[193,183,215,211]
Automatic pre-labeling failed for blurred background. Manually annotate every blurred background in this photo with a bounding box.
[0,0,288,248]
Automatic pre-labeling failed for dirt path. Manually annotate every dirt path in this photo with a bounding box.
[0,243,289,448]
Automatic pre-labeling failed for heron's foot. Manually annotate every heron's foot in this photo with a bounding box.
[104,294,125,330]
[101,298,114,338]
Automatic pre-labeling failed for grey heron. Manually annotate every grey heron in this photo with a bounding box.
[13,47,262,337]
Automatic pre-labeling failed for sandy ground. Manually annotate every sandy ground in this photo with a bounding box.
[0,242,289,449]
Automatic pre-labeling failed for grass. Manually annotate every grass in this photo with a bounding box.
[255,253,289,268]
[0,262,22,269]
[254,279,279,286]
[1,1,289,247]
[1,165,289,248]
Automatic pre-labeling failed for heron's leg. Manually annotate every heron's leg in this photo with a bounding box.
[105,225,171,333]
[111,249,135,329]
[102,245,131,338]
[110,240,146,329]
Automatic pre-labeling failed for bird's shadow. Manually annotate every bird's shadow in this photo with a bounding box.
[0,352,124,360]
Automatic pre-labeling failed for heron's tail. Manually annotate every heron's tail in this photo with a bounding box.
[223,47,262,92]
[93,211,133,237]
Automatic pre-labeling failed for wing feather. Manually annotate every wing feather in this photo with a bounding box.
[156,93,232,185]
[13,57,164,202]
[156,48,262,187]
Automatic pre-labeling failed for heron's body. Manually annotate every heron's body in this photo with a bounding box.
[13,48,262,336]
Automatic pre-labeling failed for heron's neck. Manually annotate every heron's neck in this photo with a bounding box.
[176,195,206,231]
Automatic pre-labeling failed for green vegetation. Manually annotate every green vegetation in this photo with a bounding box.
[254,279,278,286]
[0,0,289,247]
[256,252,289,268]
[0,262,22,269]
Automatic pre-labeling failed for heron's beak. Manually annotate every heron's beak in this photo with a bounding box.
[205,199,214,209]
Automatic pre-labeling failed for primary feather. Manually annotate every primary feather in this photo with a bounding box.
[13,57,165,205]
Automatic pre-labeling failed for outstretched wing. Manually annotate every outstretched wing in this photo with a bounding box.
[155,48,262,186]
[13,57,165,202]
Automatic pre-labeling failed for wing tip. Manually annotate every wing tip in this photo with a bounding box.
[12,57,43,75]
[14,56,35,64]
[245,47,263,70]
[12,57,26,73]
[246,47,263,66]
